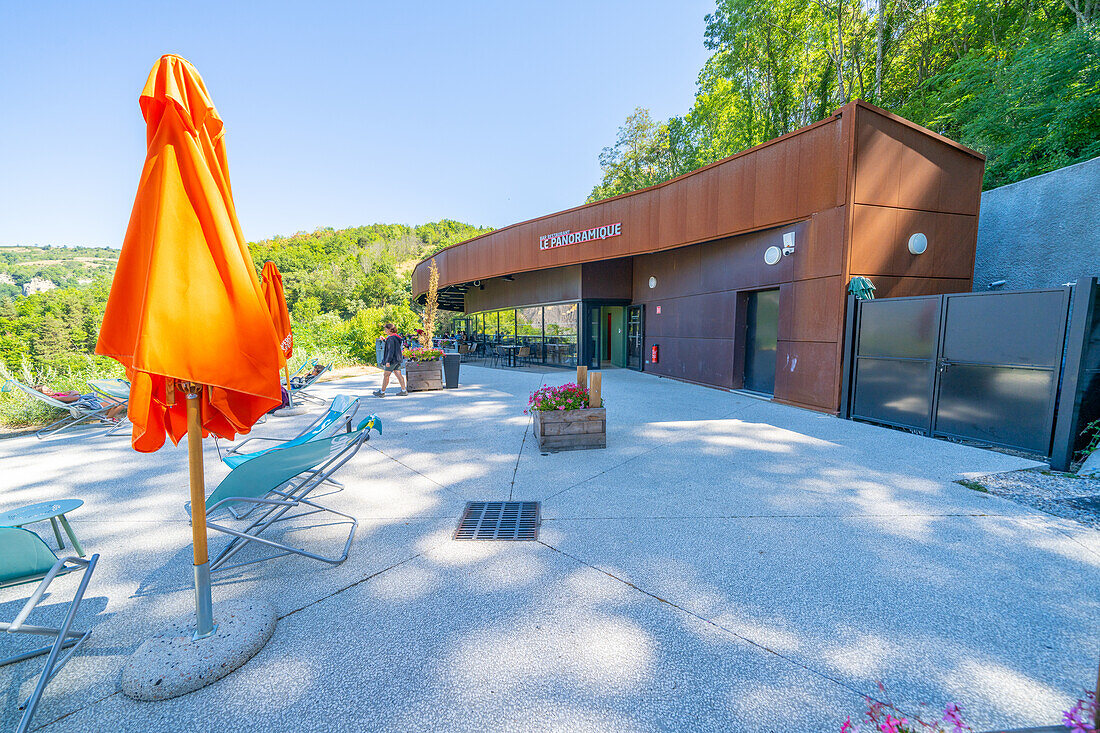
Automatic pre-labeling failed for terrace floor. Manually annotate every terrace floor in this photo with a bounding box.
[1,366,1097,732]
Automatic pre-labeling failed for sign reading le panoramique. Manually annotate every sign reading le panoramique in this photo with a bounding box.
[539,222,622,251]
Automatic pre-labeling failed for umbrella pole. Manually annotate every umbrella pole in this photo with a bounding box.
[185,383,217,640]
[284,364,293,407]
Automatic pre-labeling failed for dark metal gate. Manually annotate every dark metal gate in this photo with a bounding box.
[844,287,1073,456]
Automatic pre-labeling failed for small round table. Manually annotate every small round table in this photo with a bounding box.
[0,499,85,557]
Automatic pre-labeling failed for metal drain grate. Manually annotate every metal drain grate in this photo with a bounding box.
[454,501,540,541]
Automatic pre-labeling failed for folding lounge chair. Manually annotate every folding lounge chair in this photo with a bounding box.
[0,528,98,733]
[87,378,130,410]
[219,396,377,519]
[1,380,125,440]
[221,394,367,468]
[189,417,376,574]
[288,362,332,405]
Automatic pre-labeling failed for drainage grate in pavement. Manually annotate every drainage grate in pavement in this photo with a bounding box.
[454,501,540,541]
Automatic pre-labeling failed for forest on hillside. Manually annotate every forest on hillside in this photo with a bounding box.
[0,220,491,425]
[589,0,1100,201]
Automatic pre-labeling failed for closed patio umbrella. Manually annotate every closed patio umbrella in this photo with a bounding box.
[96,54,282,637]
[260,260,294,398]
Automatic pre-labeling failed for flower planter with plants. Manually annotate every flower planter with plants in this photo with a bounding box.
[527,382,605,452]
[404,347,444,392]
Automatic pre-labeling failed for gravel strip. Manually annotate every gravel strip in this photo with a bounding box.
[961,468,1100,529]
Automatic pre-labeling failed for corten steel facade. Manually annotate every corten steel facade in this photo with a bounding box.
[412,101,985,413]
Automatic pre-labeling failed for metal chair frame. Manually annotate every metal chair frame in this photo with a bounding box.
[2,380,126,440]
[0,528,98,733]
[190,421,374,574]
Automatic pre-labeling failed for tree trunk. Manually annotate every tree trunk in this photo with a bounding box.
[875,0,885,100]
[835,1,846,101]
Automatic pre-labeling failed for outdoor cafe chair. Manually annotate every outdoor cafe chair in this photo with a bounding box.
[2,379,126,440]
[187,417,377,574]
[517,346,531,366]
[0,527,99,733]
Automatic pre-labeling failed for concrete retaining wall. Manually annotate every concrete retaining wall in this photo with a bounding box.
[974,155,1100,291]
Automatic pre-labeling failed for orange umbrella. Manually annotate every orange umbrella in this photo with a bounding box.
[97,54,282,451]
[96,54,282,637]
[260,261,293,395]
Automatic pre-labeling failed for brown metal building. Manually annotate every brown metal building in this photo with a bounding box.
[412,100,985,413]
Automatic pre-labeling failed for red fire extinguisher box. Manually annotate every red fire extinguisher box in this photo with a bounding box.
[651,344,659,363]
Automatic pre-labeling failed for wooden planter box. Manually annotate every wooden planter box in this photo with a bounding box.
[532,407,606,451]
[405,359,443,392]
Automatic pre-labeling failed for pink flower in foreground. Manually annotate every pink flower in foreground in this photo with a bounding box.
[942,702,969,733]
[879,716,906,733]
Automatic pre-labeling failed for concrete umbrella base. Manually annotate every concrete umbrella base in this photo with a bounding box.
[120,599,277,701]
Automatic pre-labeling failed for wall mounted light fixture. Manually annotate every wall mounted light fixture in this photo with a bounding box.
[764,246,782,265]
[908,232,928,255]
[648,276,657,288]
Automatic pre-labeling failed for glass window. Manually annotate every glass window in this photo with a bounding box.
[544,303,578,366]
[498,309,516,344]
[517,307,543,338]
[518,307,544,362]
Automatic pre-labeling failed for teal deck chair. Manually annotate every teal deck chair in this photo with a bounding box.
[219,396,378,520]
[0,528,98,733]
[189,417,376,574]
[221,395,370,469]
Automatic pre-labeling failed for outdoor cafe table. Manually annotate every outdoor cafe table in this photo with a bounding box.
[0,498,86,557]
[500,344,520,367]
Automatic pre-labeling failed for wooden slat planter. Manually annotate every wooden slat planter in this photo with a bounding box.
[532,407,606,451]
[405,360,443,392]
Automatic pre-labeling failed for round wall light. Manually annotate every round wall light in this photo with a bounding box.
[908,232,928,255]
[764,246,782,266]
[648,276,657,288]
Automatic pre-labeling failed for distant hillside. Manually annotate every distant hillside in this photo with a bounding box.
[248,220,493,318]
[0,246,119,297]
[0,220,492,376]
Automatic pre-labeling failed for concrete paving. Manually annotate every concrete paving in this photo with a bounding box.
[0,366,1096,732]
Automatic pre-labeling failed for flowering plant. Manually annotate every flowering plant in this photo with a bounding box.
[1063,689,1097,733]
[842,685,972,733]
[403,347,443,362]
[525,382,593,413]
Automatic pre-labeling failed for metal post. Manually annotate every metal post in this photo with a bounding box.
[185,385,217,640]
[838,293,858,419]
[1050,278,1097,471]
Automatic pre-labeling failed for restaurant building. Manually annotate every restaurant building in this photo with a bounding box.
[412,100,985,413]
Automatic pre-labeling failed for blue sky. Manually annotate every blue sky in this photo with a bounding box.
[0,1,715,247]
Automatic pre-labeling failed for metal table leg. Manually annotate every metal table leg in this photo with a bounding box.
[57,514,85,557]
[48,517,66,550]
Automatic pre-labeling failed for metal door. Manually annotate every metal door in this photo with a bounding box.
[850,296,941,432]
[744,289,780,395]
[583,304,601,370]
[933,289,1071,454]
[626,305,644,370]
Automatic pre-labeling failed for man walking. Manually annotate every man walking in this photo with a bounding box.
[374,322,408,397]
